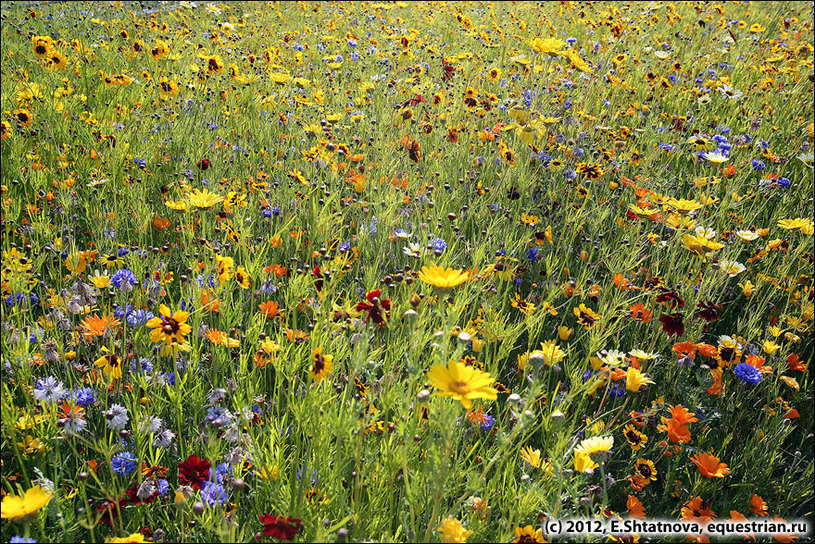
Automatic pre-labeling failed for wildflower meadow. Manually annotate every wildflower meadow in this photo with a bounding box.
[1,1,813,542]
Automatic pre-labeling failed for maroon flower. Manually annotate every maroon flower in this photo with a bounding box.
[696,301,721,322]
[655,287,685,308]
[259,513,303,541]
[355,289,391,327]
[658,312,685,337]
[197,158,210,170]
[178,455,211,490]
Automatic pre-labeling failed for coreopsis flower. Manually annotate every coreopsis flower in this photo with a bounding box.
[573,304,601,330]
[512,525,546,543]
[146,305,191,347]
[427,359,498,410]
[310,346,333,383]
[355,289,391,327]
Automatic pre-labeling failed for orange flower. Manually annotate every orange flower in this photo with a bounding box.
[681,496,716,524]
[668,405,699,425]
[626,495,646,519]
[200,289,221,313]
[81,313,122,340]
[744,354,773,374]
[750,494,768,516]
[629,303,652,322]
[696,343,718,358]
[258,300,283,319]
[786,353,807,372]
[691,452,730,478]
[706,369,724,396]
[204,329,239,347]
[672,341,697,360]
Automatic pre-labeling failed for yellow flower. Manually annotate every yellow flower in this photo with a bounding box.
[146,305,192,346]
[667,198,704,214]
[762,340,780,355]
[108,533,147,543]
[417,263,469,292]
[94,347,124,379]
[188,188,224,209]
[778,218,814,235]
[165,199,188,211]
[738,280,755,299]
[427,359,497,410]
[574,435,614,463]
[310,346,333,383]
[558,326,573,341]
[512,525,546,543]
[626,367,655,393]
[573,452,598,473]
[17,435,46,455]
[534,340,565,367]
[1,485,53,520]
[529,37,566,55]
[520,446,542,468]
[436,517,473,543]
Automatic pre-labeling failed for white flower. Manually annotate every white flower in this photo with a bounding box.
[694,226,716,240]
[718,260,746,277]
[106,404,130,430]
[735,229,760,241]
[597,349,627,367]
[403,242,422,258]
[629,349,658,361]
[702,151,728,164]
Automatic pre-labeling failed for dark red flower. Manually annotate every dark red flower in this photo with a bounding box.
[178,455,211,490]
[197,158,210,170]
[695,301,721,322]
[655,287,684,308]
[96,498,123,525]
[259,513,303,541]
[659,312,685,337]
[355,289,391,327]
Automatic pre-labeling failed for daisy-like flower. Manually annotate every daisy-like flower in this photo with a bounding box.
[417,263,469,292]
[777,217,814,235]
[94,346,124,379]
[146,305,192,347]
[735,229,760,241]
[573,304,601,330]
[188,188,224,209]
[427,359,498,410]
[702,151,729,164]
[573,435,613,463]
[512,525,546,543]
[623,424,648,450]
[597,349,627,367]
[691,451,730,478]
[310,346,333,383]
[0,485,53,521]
[403,242,423,258]
[717,260,746,277]
[529,340,566,367]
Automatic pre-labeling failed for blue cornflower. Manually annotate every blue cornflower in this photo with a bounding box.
[297,467,320,486]
[526,247,540,263]
[127,309,154,327]
[111,452,138,477]
[734,362,762,385]
[338,241,352,252]
[751,160,765,171]
[34,376,66,403]
[157,478,170,496]
[131,357,154,376]
[200,481,229,507]
[71,387,97,406]
[206,406,233,427]
[481,414,496,432]
[111,269,137,290]
[348,39,357,47]
[215,462,232,484]
[115,304,134,319]
[432,237,447,253]
[9,537,37,543]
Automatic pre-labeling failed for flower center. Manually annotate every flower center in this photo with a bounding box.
[449,380,470,395]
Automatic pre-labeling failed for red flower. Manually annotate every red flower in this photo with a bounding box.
[178,455,211,490]
[259,513,303,541]
[695,301,721,322]
[658,312,685,336]
[197,158,210,170]
[355,289,391,327]
[655,287,684,308]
